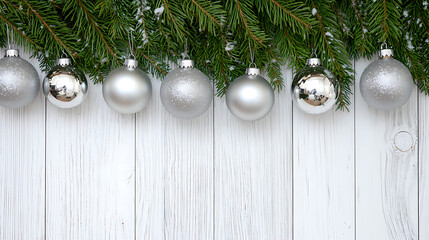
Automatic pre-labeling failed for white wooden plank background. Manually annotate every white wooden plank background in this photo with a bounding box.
[420,91,429,240]
[136,76,213,240]
[214,67,292,240]
[0,53,45,239]
[45,81,135,239]
[293,63,355,240]
[355,58,418,240]
[0,50,427,240]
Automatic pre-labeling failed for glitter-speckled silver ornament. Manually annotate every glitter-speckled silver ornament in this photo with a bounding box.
[43,57,88,108]
[0,47,40,108]
[226,67,274,121]
[360,48,413,110]
[291,58,337,114]
[160,59,213,119]
[103,58,152,114]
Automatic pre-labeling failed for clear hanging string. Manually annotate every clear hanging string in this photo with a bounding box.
[310,47,317,58]
[6,25,14,49]
[183,38,190,59]
[61,49,67,58]
[128,30,135,59]
[309,33,317,58]
[249,42,256,68]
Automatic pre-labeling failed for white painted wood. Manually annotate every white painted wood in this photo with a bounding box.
[355,58,418,240]
[45,81,135,239]
[419,92,429,239]
[292,64,355,239]
[214,67,293,240]
[1,56,428,240]
[136,77,213,240]
[0,50,45,239]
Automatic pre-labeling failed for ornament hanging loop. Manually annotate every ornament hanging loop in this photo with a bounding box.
[183,38,190,60]
[379,42,393,58]
[58,50,71,66]
[127,30,136,59]
[60,50,68,59]
[310,48,317,58]
[4,25,19,57]
[248,42,256,68]
[6,25,16,49]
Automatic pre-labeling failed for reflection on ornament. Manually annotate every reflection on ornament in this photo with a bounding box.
[43,57,88,108]
[160,59,213,119]
[103,58,152,114]
[226,67,274,121]
[0,47,40,108]
[360,47,413,110]
[291,58,337,114]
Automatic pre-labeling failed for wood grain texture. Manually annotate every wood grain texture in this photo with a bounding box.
[214,67,293,240]
[45,81,135,239]
[292,64,355,240]
[2,56,428,240]
[355,58,418,240]
[0,50,45,239]
[136,77,213,240]
[419,92,428,240]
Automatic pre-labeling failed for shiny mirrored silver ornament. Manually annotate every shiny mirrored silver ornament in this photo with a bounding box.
[359,47,413,110]
[43,57,88,108]
[226,67,275,121]
[291,57,337,114]
[103,58,152,114]
[0,47,40,108]
[160,59,213,119]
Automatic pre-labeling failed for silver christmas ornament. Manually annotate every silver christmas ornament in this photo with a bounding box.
[291,57,337,114]
[103,58,152,114]
[360,48,413,110]
[160,59,213,119]
[0,47,40,108]
[43,57,88,108]
[226,67,275,121]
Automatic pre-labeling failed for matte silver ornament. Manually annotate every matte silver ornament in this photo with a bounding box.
[43,57,88,108]
[291,58,337,114]
[160,59,213,119]
[0,48,40,108]
[103,58,152,114]
[360,48,413,110]
[226,68,275,121]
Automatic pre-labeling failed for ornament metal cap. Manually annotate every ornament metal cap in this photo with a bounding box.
[246,67,260,75]
[306,58,321,67]
[379,48,394,58]
[124,58,138,68]
[179,59,194,68]
[57,58,72,66]
[5,46,19,57]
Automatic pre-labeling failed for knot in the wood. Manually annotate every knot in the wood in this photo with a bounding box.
[393,131,414,152]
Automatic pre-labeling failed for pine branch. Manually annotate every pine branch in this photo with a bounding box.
[136,48,168,76]
[269,0,311,28]
[311,1,354,110]
[76,0,120,64]
[24,0,75,56]
[190,0,221,26]
[163,0,186,39]
[0,0,427,108]
[0,13,40,50]
[236,0,264,45]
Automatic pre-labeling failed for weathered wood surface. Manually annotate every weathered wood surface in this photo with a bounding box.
[0,53,426,240]
[0,51,45,239]
[355,58,418,240]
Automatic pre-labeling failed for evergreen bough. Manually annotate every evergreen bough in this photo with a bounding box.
[0,0,427,110]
